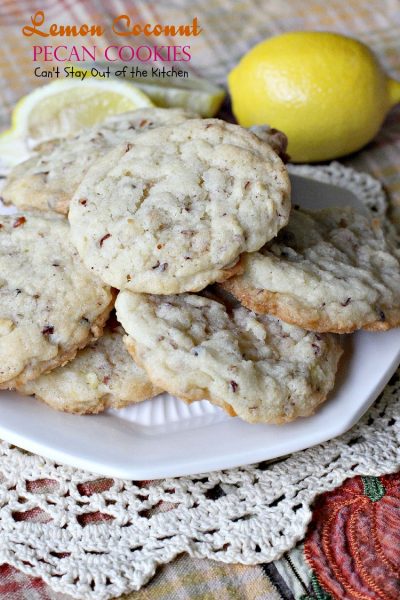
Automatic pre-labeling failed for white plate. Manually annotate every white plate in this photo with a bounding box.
[1,175,399,479]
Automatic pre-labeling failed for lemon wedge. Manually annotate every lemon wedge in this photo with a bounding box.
[76,63,225,117]
[6,78,153,143]
[0,79,153,167]
[130,72,225,117]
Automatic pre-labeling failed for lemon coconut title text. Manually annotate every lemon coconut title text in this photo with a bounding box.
[22,11,202,63]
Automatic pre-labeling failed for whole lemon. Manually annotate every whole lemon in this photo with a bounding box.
[228,31,400,162]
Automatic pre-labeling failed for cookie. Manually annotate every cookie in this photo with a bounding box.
[250,125,288,160]
[222,206,400,333]
[69,118,290,294]
[2,108,195,214]
[0,212,113,388]
[18,322,161,414]
[115,290,342,424]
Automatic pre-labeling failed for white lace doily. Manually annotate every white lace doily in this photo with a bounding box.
[0,164,399,600]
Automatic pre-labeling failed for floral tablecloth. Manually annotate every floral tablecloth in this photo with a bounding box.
[0,0,400,598]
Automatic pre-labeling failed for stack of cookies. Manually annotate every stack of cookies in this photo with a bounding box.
[1,107,399,424]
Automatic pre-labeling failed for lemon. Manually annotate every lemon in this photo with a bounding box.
[229,31,400,162]
[0,79,153,167]
[125,75,225,117]
[5,78,153,143]
[74,62,225,117]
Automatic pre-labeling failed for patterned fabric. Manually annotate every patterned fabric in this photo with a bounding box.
[0,0,400,599]
[303,474,400,600]
[0,565,69,600]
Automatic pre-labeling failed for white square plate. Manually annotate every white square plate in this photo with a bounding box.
[1,175,399,479]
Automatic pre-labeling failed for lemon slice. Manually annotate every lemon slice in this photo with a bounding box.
[9,78,153,142]
[0,79,153,168]
[79,63,225,117]
[131,73,225,117]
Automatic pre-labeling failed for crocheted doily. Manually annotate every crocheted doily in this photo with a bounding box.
[0,164,399,600]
